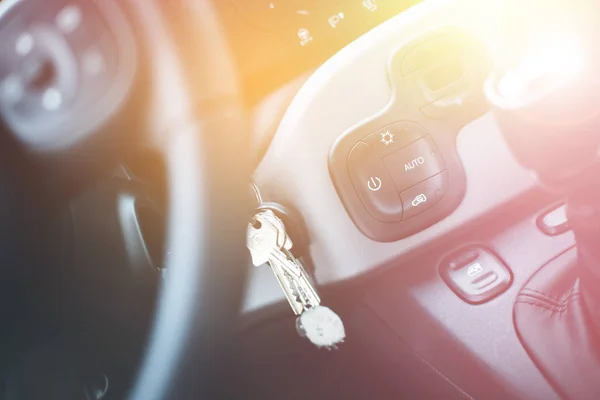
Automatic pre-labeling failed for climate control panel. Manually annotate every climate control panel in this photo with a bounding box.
[348,122,448,223]
[329,29,491,241]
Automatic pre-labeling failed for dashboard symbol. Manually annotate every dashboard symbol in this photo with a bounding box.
[328,12,345,28]
[362,0,378,12]
[380,130,394,146]
[467,262,484,277]
[411,194,427,207]
[298,28,313,46]
[367,177,382,192]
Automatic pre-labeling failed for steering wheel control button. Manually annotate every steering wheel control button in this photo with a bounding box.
[440,247,513,304]
[42,87,63,110]
[15,32,35,56]
[56,5,83,34]
[399,171,448,219]
[363,121,427,158]
[383,135,445,192]
[348,142,403,222]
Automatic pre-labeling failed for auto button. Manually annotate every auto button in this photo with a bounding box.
[348,142,403,222]
[383,135,445,192]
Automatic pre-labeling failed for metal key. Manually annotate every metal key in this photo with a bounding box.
[247,209,345,348]
[247,210,320,315]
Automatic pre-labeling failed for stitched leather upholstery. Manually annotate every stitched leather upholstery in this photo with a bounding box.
[514,247,600,400]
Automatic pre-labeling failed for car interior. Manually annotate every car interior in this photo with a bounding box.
[1,0,599,399]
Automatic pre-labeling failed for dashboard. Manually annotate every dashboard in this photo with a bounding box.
[245,1,573,397]
[0,1,586,399]
[217,0,422,103]
[250,0,541,288]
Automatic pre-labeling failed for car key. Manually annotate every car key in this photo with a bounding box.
[247,210,319,314]
[258,210,321,310]
[247,209,345,348]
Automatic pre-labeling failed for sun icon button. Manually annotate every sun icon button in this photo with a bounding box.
[380,130,394,146]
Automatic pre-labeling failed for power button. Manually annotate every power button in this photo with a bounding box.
[367,176,382,191]
[347,142,403,222]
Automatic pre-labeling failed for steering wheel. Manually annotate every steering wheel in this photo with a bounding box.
[0,0,251,399]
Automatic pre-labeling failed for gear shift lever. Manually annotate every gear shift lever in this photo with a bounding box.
[485,29,600,399]
[486,32,600,300]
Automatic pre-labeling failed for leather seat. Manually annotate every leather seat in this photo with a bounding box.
[513,247,600,400]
